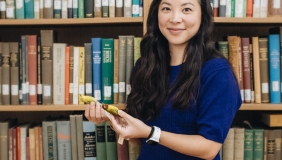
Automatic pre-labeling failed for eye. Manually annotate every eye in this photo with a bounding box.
[161,7,171,11]
[183,8,192,12]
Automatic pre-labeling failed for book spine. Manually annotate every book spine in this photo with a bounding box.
[102,0,109,17]
[43,0,54,18]
[76,115,84,160]
[125,36,134,100]
[19,42,23,104]
[213,0,219,17]
[252,37,261,103]
[114,39,119,104]
[116,133,129,160]
[133,37,142,65]
[24,0,34,18]
[246,0,252,17]
[222,128,235,160]
[2,42,11,105]
[259,0,268,17]
[267,130,275,160]
[28,35,38,105]
[123,0,131,17]
[84,43,92,97]
[109,0,115,17]
[65,46,70,104]
[0,43,2,105]
[105,122,117,160]
[84,0,94,17]
[15,0,25,19]
[274,129,282,160]
[241,37,251,103]
[101,38,114,104]
[115,0,123,17]
[34,0,40,19]
[54,0,62,18]
[132,0,139,17]
[37,37,42,104]
[6,0,16,19]
[42,121,57,160]
[91,38,102,101]
[219,0,226,17]
[72,0,78,18]
[78,0,84,18]
[69,46,74,104]
[225,0,231,17]
[118,36,126,103]
[83,121,96,160]
[244,129,254,160]
[234,128,244,159]
[268,34,281,103]
[56,121,72,160]
[70,115,78,160]
[41,30,54,105]
[268,0,282,17]
[67,0,72,18]
[29,128,36,160]
[53,43,66,105]
[78,47,85,104]
[95,122,106,160]
[94,0,102,17]
[9,42,19,105]
[73,47,80,104]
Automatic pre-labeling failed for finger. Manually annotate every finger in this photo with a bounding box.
[117,110,132,122]
[94,102,102,121]
[84,104,90,120]
[89,102,97,121]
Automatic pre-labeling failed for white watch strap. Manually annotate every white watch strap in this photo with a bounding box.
[150,126,161,142]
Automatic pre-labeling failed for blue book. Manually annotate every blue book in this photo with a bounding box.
[16,0,25,19]
[268,34,281,103]
[91,38,102,102]
[132,0,139,17]
[24,0,34,18]
[83,121,96,160]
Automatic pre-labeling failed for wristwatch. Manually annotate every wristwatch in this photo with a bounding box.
[146,126,161,146]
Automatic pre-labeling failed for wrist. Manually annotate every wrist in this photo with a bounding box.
[143,125,152,138]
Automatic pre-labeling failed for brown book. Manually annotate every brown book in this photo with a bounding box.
[249,44,255,103]
[2,42,11,105]
[0,0,6,19]
[29,127,36,160]
[37,36,42,105]
[241,37,251,103]
[252,37,261,103]
[26,137,30,160]
[115,0,123,17]
[28,35,38,105]
[114,39,119,104]
[69,45,74,104]
[0,43,2,105]
[227,36,241,85]
[38,126,43,160]
[267,130,275,160]
[94,0,102,17]
[40,30,54,105]
[34,126,40,160]
[43,0,54,18]
[116,134,129,160]
[0,118,17,160]
[258,37,269,103]
[12,126,17,160]
[261,112,282,127]
[274,129,282,160]
[264,130,269,160]
[8,127,14,160]
[84,43,92,97]
[268,0,282,17]
[10,42,19,105]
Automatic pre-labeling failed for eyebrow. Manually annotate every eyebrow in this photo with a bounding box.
[160,2,195,6]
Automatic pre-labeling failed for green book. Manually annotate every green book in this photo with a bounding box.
[54,0,62,18]
[253,129,264,160]
[102,0,109,17]
[105,122,117,160]
[218,41,228,60]
[244,129,254,160]
[78,0,84,18]
[16,0,25,19]
[24,0,34,18]
[133,37,142,65]
[101,38,114,104]
[96,122,106,160]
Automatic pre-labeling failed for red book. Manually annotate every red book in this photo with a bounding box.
[65,46,70,104]
[27,35,38,105]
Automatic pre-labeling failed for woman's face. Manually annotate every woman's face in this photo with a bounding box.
[158,0,202,46]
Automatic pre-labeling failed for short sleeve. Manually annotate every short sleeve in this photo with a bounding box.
[197,60,242,143]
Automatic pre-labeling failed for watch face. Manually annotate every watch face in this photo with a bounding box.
[146,140,158,146]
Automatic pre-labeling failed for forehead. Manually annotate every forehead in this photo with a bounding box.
[159,0,200,5]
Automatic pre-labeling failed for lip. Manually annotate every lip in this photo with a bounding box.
[167,28,185,34]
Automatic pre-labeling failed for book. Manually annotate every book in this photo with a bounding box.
[261,112,282,127]
[234,127,244,160]
[91,38,102,101]
[24,0,34,18]
[258,37,269,103]
[241,38,251,103]
[268,0,281,17]
[29,127,36,160]
[41,30,54,105]
[43,0,54,18]
[109,0,115,17]
[244,129,253,160]
[65,46,70,104]
[78,0,84,18]
[267,129,275,160]
[72,0,78,18]
[15,0,24,19]
[219,0,227,17]
[101,38,114,104]
[132,0,139,17]
[133,37,142,65]
[83,121,96,160]
[37,36,43,104]
[0,118,17,160]
[84,43,92,97]
[67,0,72,17]
[2,42,10,105]
[34,0,40,18]
[42,119,58,160]
[115,0,123,17]
[274,129,281,160]
[54,0,62,18]
[252,0,260,17]
[268,34,281,103]
[76,115,84,160]
[78,47,85,104]
[114,39,119,104]
[259,0,268,17]
[124,0,132,17]
[0,43,2,105]
[73,47,80,104]
[53,43,66,105]
[252,37,261,103]
[96,122,106,160]
[253,129,264,160]
[105,122,117,160]
[9,42,19,105]
[6,0,16,19]
[222,128,235,160]
[125,35,134,100]
[94,0,102,17]
[218,41,229,60]
[118,36,127,104]
[85,0,94,17]
[22,35,29,105]
[56,120,72,160]
[69,45,74,104]
[28,35,38,105]
[116,133,129,160]
[70,115,78,160]
[20,122,31,160]
[102,0,109,17]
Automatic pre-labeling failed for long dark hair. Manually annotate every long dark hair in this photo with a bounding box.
[125,0,224,121]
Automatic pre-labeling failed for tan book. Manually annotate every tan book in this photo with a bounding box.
[0,43,2,105]
[72,47,80,104]
[94,0,102,17]
[69,45,74,104]
[124,0,132,17]
[78,47,85,104]
[126,35,134,99]
[43,0,54,18]
[118,36,127,104]
[258,37,269,103]
[109,0,115,17]
[9,42,19,105]
[268,0,282,17]
[2,42,10,105]
[222,128,235,160]
[114,39,119,104]
[53,43,66,105]
[34,126,40,160]
[40,30,54,105]
[252,37,261,103]
[29,127,36,160]
[234,128,244,160]
[115,0,123,17]
[261,112,282,127]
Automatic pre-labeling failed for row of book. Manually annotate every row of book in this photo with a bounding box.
[215,26,282,104]
[0,30,142,105]
[0,0,143,19]
[222,125,282,160]
[211,0,282,18]
[0,114,140,160]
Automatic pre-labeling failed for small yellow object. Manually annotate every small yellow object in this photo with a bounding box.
[79,94,98,104]
[102,104,119,116]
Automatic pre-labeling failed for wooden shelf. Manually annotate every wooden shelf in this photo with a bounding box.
[0,104,126,111]
[0,17,143,25]
[240,103,282,110]
[1,103,282,111]
[214,17,282,23]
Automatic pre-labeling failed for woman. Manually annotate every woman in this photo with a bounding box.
[85,0,242,159]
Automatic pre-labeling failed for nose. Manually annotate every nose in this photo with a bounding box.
[170,11,182,23]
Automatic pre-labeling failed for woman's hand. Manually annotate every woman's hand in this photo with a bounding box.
[84,102,109,124]
[108,110,151,139]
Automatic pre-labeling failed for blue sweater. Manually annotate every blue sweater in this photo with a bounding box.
[137,58,242,160]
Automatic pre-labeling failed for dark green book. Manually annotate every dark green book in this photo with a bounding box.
[101,38,114,104]
[102,0,109,17]
[105,121,117,160]
[96,122,106,160]
[253,129,264,160]
[244,129,254,160]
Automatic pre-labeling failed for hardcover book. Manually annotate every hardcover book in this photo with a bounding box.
[91,38,102,101]
[9,42,19,105]
[83,121,96,160]
[258,37,269,103]
[2,42,10,105]
[28,35,38,105]
[84,43,92,97]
